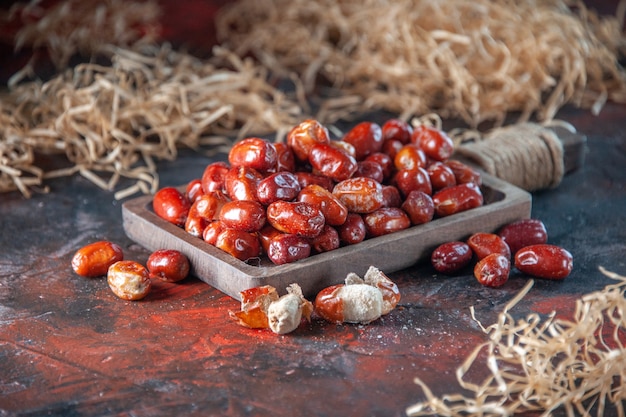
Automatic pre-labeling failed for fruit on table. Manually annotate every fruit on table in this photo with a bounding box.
[431,241,473,274]
[230,283,313,335]
[146,249,190,283]
[430,219,573,288]
[152,118,485,265]
[107,260,152,300]
[71,240,124,277]
[498,218,548,255]
[474,253,511,288]
[314,266,400,324]
[515,244,573,279]
[467,232,511,260]
[267,284,314,334]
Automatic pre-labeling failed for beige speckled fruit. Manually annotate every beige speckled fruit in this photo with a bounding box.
[107,260,151,301]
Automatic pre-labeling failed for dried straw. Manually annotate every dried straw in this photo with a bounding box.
[0,0,303,198]
[406,267,626,417]
[4,0,161,71]
[216,0,626,126]
[1,43,303,198]
[3,0,625,198]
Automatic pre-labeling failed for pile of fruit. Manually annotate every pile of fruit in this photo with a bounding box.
[431,219,573,288]
[152,118,484,265]
[71,241,190,301]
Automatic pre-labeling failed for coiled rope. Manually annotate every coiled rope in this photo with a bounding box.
[455,123,569,192]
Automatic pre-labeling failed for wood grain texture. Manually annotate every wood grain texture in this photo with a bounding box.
[122,173,531,300]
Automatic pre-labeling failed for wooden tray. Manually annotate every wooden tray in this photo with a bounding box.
[122,173,531,300]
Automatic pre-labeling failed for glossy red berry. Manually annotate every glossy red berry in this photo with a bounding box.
[514,244,573,279]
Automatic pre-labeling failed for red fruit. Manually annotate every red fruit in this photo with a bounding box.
[185,178,204,202]
[219,200,266,232]
[401,190,434,225]
[71,241,124,278]
[147,249,190,282]
[514,244,573,279]
[445,160,482,186]
[467,232,511,260]
[394,144,427,171]
[382,139,403,160]
[332,177,385,214]
[273,142,296,173]
[287,119,330,162]
[308,142,358,182]
[354,160,384,183]
[215,229,261,261]
[393,167,432,198]
[342,121,383,160]
[228,137,277,173]
[474,253,510,288]
[381,185,402,208]
[107,260,151,301]
[308,225,340,253]
[266,201,325,238]
[298,184,348,226]
[257,171,301,205]
[295,171,335,193]
[427,161,456,191]
[365,152,394,180]
[432,182,483,217]
[201,161,229,193]
[431,241,472,274]
[336,213,367,245]
[381,119,412,144]
[411,125,454,161]
[203,221,226,245]
[498,219,548,255]
[224,166,263,201]
[153,187,191,227]
[267,234,311,265]
[184,191,229,238]
[363,207,411,237]
[314,284,345,324]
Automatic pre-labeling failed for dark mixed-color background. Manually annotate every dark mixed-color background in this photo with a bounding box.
[1,1,625,416]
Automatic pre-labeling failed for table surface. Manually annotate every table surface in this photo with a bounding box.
[2,2,626,417]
